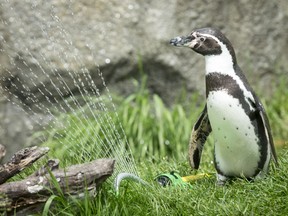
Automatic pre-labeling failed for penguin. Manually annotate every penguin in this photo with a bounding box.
[170,27,278,184]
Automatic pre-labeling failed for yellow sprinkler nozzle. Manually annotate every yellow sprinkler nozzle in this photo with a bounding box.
[181,173,211,183]
[155,171,211,187]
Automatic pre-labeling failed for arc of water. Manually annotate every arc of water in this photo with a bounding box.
[0,1,138,175]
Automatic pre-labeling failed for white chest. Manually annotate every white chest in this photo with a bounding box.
[207,90,260,177]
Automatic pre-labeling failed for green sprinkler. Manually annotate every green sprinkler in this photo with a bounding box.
[114,171,211,194]
[155,171,211,187]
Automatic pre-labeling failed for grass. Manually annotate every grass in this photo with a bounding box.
[34,75,204,165]
[103,153,288,216]
[264,77,288,145]
[116,77,203,160]
[36,149,288,216]
[7,75,288,215]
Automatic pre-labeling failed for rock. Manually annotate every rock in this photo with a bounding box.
[0,0,287,156]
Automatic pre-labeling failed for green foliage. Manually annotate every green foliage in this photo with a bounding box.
[18,74,288,215]
[37,75,204,166]
[108,150,288,216]
[37,148,288,216]
[264,78,288,144]
[117,78,203,160]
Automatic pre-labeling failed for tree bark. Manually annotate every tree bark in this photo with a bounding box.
[0,144,6,163]
[0,146,115,214]
[0,146,49,184]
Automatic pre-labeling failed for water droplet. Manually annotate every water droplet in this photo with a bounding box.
[164,140,170,145]
[128,4,134,10]
[99,49,106,54]
[63,63,69,69]
[47,45,53,51]
[87,55,93,61]
[53,15,60,23]
[8,17,15,23]
[105,58,111,64]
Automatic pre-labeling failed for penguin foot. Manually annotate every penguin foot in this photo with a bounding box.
[216,173,229,186]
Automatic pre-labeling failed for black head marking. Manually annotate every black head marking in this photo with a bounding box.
[170,27,237,65]
[194,28,237,63]
[188,29,221,56]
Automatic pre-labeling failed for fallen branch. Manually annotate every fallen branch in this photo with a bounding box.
[0,158,115,212]
[0,146,49,184]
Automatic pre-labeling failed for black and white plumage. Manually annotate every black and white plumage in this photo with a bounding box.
[170,27,278,184]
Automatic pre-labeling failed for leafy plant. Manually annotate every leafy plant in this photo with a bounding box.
[263,77,288,146]
[26,73,288,215]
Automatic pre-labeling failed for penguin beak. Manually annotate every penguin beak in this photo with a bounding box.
[170,35,194,47]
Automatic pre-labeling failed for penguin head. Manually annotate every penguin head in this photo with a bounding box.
[170,27,236,60]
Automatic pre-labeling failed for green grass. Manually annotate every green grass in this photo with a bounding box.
[34,75,204,165]
[264,78,288,145]
[9,75,288,215]
[116,80,203,160]
[102,152,287,216]
[38,150,288,216]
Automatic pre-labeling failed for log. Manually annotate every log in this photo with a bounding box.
[0,144,6,163]
[0,146,49,184]
[0,158,115,212]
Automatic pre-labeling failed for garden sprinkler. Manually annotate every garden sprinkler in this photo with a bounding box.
[114,172,151,195]
[114,171,211,194]
[155,171,211,187]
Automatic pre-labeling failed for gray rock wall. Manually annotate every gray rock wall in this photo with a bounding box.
[0,0,287,158]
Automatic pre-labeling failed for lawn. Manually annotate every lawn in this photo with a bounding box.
[41,147,288,216]
[11,76,288,215]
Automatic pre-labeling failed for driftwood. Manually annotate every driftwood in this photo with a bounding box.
[0,146,115,214]
[0,146,49,184]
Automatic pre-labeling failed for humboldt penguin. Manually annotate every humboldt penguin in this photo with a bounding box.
[170,27,278,184]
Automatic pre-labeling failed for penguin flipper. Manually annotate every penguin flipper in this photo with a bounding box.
[249,98,278,165]
[188,105,212,169]
[258,107,278,165]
